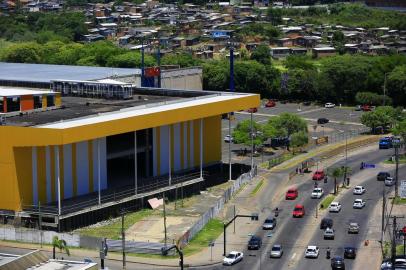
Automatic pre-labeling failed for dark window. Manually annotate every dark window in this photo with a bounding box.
[7,97,20,112]
[34,96,42,109]
[0,98,3,112]
[47,95,55,107]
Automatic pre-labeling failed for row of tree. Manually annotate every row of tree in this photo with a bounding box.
[232,113,309,152]
[0,40,202,68]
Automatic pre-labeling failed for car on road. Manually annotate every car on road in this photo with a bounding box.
[353,185,366,195]
[361,104,372,111]
[385,177,395,186]
[305,245,320,258]
[402,226,406,235]
[355,105,362,111]
[247,107,258,113]
[353,199,366,209]
[84,258,94,263]
[377,172,391,181]
[303,101,311,106]
[312,170,325,181]
[329,202,342,213]
[320,218,334,230]
[348,222,360,234]
[379,137,393,149]
[265,99,276,108]
[292,204,305,217]
[262,216,277,230]
[270,244,283,258]
[224,135,234,143]
[317,118,329,124]
[311,188,324,199]
[325,103,335,108]
[247,235,262,250]
[380,257,406,269]
[324,227,335,240]
[223,251,243,266]
[331,256,345,269]
[344,247,356,259]
[286,187,298,200]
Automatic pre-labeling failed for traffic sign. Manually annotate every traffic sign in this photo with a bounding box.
[400,180,406,199]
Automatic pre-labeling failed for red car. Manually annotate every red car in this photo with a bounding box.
[285,187,298,200]
[247,107,258,113]
[292,204,305,217]
[312,170,325,181]
[265,99,276,108]
[361,104,372,111]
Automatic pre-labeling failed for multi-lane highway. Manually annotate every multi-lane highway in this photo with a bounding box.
[215,146,395,270]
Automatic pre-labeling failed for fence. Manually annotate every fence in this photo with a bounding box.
[106,239,175,255]
[177,170,254,248]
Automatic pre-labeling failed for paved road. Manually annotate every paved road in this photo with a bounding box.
[213,146,394,270]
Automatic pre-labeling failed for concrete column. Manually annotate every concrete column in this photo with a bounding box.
[134,131,138,195]
[145,129,150,177]
[169,125,172,186]
[56,146,61,216]
[200,118,203,179]
[98,139,101,205]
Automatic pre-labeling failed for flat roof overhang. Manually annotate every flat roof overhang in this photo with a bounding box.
[0,92,260,147]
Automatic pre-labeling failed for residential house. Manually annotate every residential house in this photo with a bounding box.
[312,47,336,58]
[270,47,291,59]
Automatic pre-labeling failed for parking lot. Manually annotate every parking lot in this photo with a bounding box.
[220,102,368,167]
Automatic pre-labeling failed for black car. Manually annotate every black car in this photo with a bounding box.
[320,218,333,230]
[303,101,311,106]
[344,247,356,259]
[331,256,345,269]
[247,235,262,250]
[317,118,329,124]
[377,172,391,181]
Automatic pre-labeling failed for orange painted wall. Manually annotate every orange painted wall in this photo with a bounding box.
[20,95,34,111]
[3,98,7,113]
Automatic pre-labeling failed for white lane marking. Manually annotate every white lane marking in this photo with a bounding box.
[290,252,296,260]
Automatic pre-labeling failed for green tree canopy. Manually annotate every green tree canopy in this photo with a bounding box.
[232,119,264,147]
[355,91,391,106]
[290,131,308,153]
[250,44,271,65]
[265,113,308,138]
[161,52,202,68]
[360,106,399,133]
[387,65,406,106]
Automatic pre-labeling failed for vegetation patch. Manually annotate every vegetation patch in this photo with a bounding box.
[251,180,264,196]
[76,209,154,239]
[182,218,224,256]
[393,196,406,205]
[320,195,335,209]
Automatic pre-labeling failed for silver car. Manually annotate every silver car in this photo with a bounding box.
[270,244,283,258]
[348,222,360,234]
[324,227,335,240]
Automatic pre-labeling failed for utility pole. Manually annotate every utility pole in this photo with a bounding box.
[250,112,254,175]
[395,144,400,198]
[383,73,387,106]
[157,38,161,88]
[229,114,232,181]
[381,183,386,244]
[121,211,126,269]
[392,216,397,270]
[223,214,259,255]
[141,37,145,87]
[39,201,42,248]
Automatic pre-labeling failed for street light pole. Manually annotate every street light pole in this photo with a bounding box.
[250,112,254,175]
[229,115,232,180]
[381,182,386,243]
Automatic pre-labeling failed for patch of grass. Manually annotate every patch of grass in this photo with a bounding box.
[182,218,223,257]
[320,195,335,209]
[397,244,405,255]
[384,155,406,164]
[393,196,406,205]
[76,209,154,239]
[250,180,264,196]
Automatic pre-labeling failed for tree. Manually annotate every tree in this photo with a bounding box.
[161,52,202,68]
[290,131,308,153]
[266,113,308,138]
[2,42,43,63]
[387,65,406,106]
[284,55,315,71]
[355,91,392,106]
[232,120,264,149]
[250,44,271,65]
[52,236,70,259]
[360,106,399,133]
[266,8,282,25]
[328,167,344,195]
[392,119,406,144]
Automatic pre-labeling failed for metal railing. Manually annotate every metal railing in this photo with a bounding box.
[23,171,207,216]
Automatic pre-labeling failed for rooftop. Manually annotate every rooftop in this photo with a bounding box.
[0,62,140,83]
[0,87,54,97]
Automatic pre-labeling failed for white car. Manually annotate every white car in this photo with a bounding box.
[305,245,320,258]
[325,103,335,108]
[270,244,283,258]
[223,251,243,266]
[329,202,342,212]
[224,135,234,143]
[385,177,395,186]
[380,258,406,269]
[353,185,366,195]
[311,188,324,199]
[353,199,366,209]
